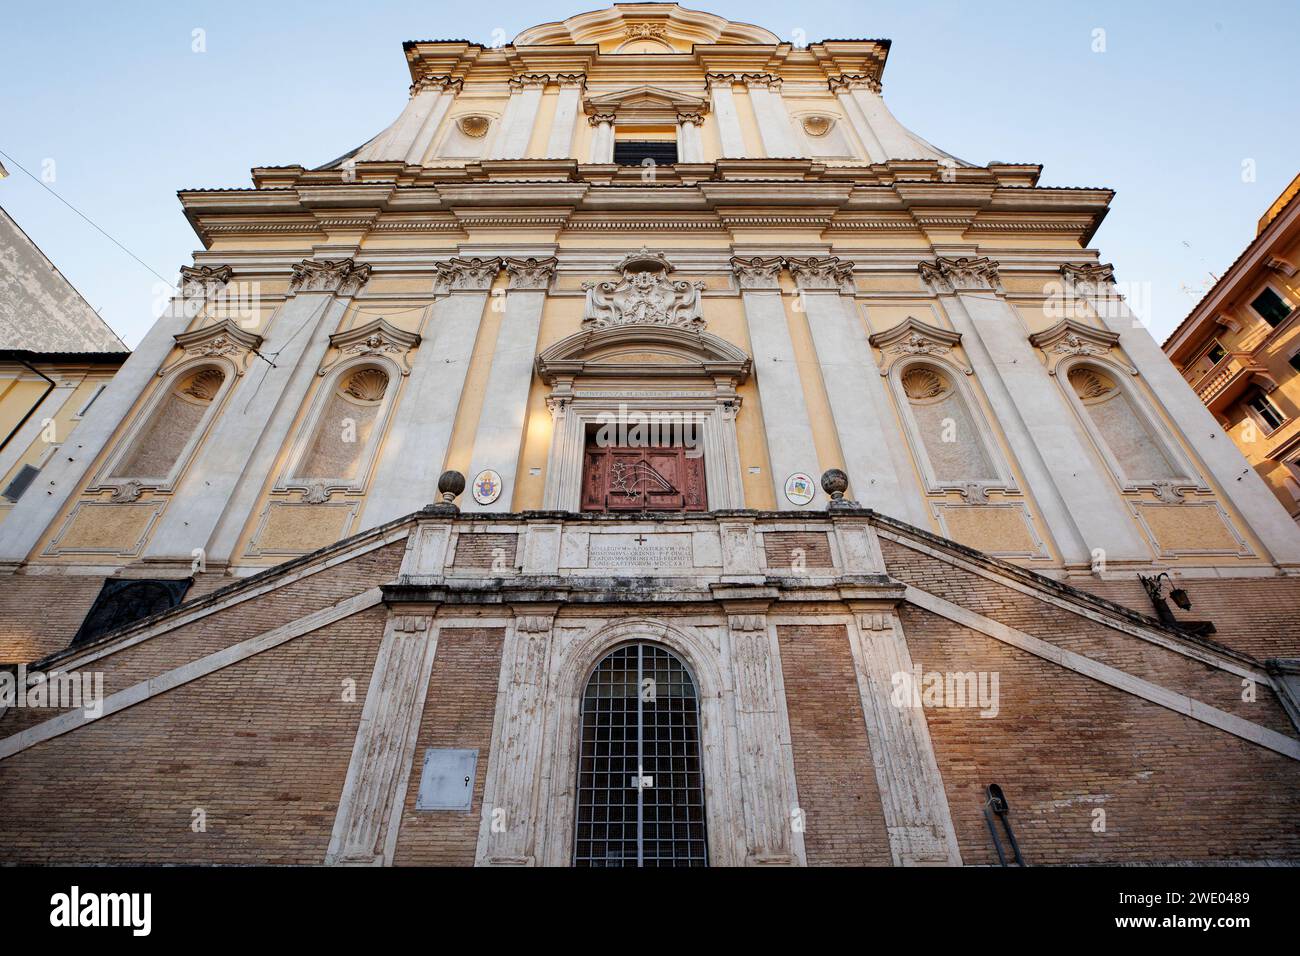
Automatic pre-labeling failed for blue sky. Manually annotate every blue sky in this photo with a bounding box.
[1,1,1294,347]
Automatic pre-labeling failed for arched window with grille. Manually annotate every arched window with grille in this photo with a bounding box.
[573,642,708,867]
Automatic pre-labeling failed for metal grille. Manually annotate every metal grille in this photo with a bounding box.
[573,643,708,867]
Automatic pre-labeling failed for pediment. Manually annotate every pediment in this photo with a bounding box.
[537,325,750,384]
[868,316,969,375]
[585,85,707,123]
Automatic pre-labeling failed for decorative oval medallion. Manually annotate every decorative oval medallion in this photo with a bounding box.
[472,469,503,505]
[784,472,816,506]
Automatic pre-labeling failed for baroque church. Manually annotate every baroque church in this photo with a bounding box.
[1,4,1299,866]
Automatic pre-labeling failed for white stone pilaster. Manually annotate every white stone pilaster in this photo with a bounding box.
[846,606,962,866]
[1066,264,1300,566]
[790,257,925,524]
[830,74,938,161]
[724,609,805,865]
[326,610,440,865]
[706,74,746,158]
[403,78,459,165]
[830,76,887,163]
[743,75,800,158]
[0,266,232,566]
[360,259,498,528]
[732,257,823,508]
[475,608,557,866]
[489,75,546,160]
[545,76,584,159]
[463,258,557,512]
[155,259,371,564]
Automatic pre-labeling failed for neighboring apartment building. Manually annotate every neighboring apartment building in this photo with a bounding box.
[0,205,128,526]
[1,5,1299,868]
[1165,174,1300,524]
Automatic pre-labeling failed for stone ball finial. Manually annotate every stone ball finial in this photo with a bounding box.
[429,470,466,513]
[821,468,849,499]
[821,468,859,511]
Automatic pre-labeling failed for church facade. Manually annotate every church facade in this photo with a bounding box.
[2,4,1299,866]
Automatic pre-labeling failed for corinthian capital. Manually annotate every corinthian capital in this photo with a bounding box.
[1060,262,1116,289]
[508,73,551,92]
[787,256,855,293]
[408,74,464,96]
[918,256,1002,295]
[290,258,372,296]
[179,264,233,299]
[505,256,558,291]
[828,73,882,94]
[433,257,501,293]
[741,73,782,91]
[730,256,784,291]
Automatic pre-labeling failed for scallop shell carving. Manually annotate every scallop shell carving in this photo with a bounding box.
[342,367,389,402]
[901,365,949,401]
[180,367,225,401]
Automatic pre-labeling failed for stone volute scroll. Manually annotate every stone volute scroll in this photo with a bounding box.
[582,248,706,330]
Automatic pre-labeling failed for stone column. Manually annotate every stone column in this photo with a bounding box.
[706,74,746,158]
[723,606,805,865]
[463,257,557,513]
[921,257,1144,565]
[742,74,800,158]
[360,258,499,528]
[788,256,926,525]
[475,607,557,866]
[155,258,372,565]
[732,256,823,508]
[829,75,888,163]
[545,74,585,158]
[0,266,232,567]
[326,608,441,865]
[489,75,547,160]
[676,110,705,163]
[587,112,615,163]
[845,605,962,866]
[1064,264,1300,567]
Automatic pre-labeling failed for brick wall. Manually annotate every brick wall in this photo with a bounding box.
[880,538,1298,737]
[0,541,404,738]
[0,607,387,864]
[1081,576,1300,660]
[764,531,834,570]
[900,604,1300,864]
[452,533,519,570]
[777,623,892,865]
[392,626,504,866]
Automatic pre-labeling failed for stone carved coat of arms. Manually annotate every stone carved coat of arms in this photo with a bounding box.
[582,249,706,331]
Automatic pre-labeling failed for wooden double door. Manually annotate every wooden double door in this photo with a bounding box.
[581,441,707,513]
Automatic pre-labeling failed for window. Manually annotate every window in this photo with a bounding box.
[1207,341,1227,365]
[76,383,107,418]
[71,578,193,647]
[2,464,39,502]
[1251,287,1293,328]
[1288,351,1300,375]
[1247,389,1286,432]
[1068,364,1180,481]
[581,427,706,513]
[574,643,707,867]
[613,140,677,166]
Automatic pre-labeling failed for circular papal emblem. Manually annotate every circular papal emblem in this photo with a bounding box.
[472,469,502,506]
[784,472,816,506]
